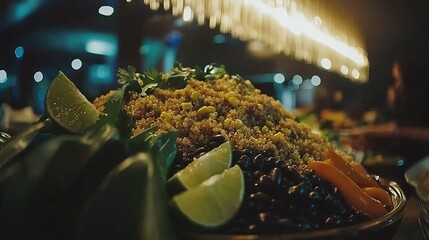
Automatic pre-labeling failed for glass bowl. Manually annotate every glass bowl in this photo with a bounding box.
[181,179,406,240]
[405,156,429,239]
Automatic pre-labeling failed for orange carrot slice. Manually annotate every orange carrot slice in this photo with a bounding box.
[363,187,392,207]
[308,161,387,218]
[324,150,379,188]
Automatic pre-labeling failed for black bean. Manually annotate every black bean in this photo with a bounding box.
[253,170,264,180]
[183,157,193,165]
[258,212,277,226]
[269,168,283,187]
[243,171,254,193]
[308,191,323,203]
[324,215,343,227]
[211,134,226,143]
[238,155,253,170]
[194,146,206,155]
[324,195,342,210]
[262,149,274,157]
[254,181,271,193]
[249,192,271,204]
[284,165,301,179]
[270,199,287,212]
[258,175,272,191]
[247,224,260,234]
[232,149,241,164]
[253,154,267,171]
[288,181,312,197]
[207,141,219,150]
[267,156,278,168]
[295,217,314,231]
[274,160,287,169]
[277,218,298,230]
[285,205,299,215]
[242,148,255,157]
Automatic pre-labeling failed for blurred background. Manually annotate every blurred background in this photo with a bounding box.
[0,0,429,131]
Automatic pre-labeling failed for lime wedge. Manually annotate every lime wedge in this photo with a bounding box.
[167,141,232,195]
[171,165,244,228]
[45,71,99,133]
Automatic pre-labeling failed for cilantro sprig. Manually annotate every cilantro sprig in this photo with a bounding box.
[98,63,238,140]
[117,63,232,97]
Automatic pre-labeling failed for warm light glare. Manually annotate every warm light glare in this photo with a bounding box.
[71,59,83,70]
[310,75,321,86]
[340,65,349,75]
[321,58,332,70]
[352,69,360,79]
[0,70,7,83]
[182,6,193,22]
[15,46,24,58]
[292,75,303,85]
[144,0,369,82]
[34,71,43,82]
[98,6,114,16]
[273,73,285,84]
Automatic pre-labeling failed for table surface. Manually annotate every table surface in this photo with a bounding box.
[393,195,424,240]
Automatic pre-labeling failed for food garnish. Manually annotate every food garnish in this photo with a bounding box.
[171,165,244,228]
[167,141,232,196]
[45,71,100,133]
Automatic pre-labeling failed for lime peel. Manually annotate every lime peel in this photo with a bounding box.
[166,141,232,195]
[171,165,244,228]
[45,71,99,133]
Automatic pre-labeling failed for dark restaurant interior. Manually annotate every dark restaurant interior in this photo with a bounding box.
[1,0,429,239]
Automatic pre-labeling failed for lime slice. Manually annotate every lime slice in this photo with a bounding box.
[46,71,99,133]
[171,165,244,228]
[167,141,232,195]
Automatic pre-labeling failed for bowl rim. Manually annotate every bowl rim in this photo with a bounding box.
[186,179,407,240]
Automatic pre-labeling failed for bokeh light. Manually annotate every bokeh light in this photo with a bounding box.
[310,75,321,86]
[98,6,114,16]
[0,70,7,83]
[34,71,43,82]
[274,73,285,84]
[15,46,24,58]
[71,58,83,70]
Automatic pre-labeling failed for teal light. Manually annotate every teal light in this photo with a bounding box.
[213,34,227,44]
[15,46,24,58]
[85,40,117,56]
[13,0,42,22]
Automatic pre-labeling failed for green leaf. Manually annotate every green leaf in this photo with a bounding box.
[203,63,227,80]
[128,126,178,179]
[0,125,117,238]
[0,120,46,173]
[142,69,161,85]
[128,125,159,154]
[166,75,187,89]
[95,94,134,140]
[148,131,178,178]
[140,83,159,96]
[117,66,137,85]
[79,152,175,240]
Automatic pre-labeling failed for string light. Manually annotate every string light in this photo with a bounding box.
[143,0,369,82]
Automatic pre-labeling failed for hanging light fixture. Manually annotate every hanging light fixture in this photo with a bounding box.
[142,0,369,82]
